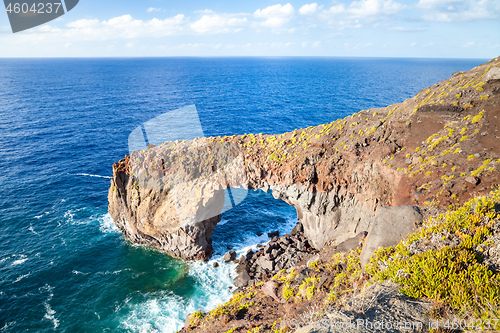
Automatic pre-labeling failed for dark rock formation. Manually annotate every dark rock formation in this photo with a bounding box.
[223,250,237,262]
[232,229,318,287]
[233,271,251,288]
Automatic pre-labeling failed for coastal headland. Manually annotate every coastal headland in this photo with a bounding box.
[109,56,500,332]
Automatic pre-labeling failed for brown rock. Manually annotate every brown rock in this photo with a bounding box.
[108,56,500,264]
[262,281,282,303]
[465,176,480,185]
[233,271,251,288]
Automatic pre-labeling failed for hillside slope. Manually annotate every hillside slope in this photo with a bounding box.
[109,56,500,262]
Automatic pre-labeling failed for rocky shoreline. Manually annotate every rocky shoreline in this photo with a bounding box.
[222,223,319,290]
[108,56,500,332]
[109,55,500,263]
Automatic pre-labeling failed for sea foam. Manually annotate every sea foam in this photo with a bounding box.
[117,217,297,333]
[99,213,120,233]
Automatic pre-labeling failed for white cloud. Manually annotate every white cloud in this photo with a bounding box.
[390,26,427,32]
[194,9,216,14]
[191,14,248,34]
[301,40,320,47]
[147,7,163,13]
[317,0,405,30]
[254,3,295,28]
[299,3,319,15]
[65,14,186,40]
[175,42,227,50]
[322,0,404,21]
[42,11,248,41]
[417,0,462,9]
[348,0,404,17]
[418,0,500,21]
[67,18,99,29]
[328,4,346,14]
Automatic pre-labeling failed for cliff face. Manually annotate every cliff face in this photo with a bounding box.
[108,57,500,261]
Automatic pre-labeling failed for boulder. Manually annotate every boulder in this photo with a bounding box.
[279,242,288,251]
[223,250,236,262]
[262,281,282,302]
[297,268,313,284]
[278,237,288,245]
[233,271,251,288]
[484,67,500,82]
[268,230,280,238]
[334,231,368,254]
[465,176,480,185]
[245,249,254,259]
[238,255,247,265]
[291,222,304,235]
[274,261,284,272]
[270,249,282,260]
[360,206,423,270]
[235,263,247,274]
[264,241,279,254]
[256,256,275,271]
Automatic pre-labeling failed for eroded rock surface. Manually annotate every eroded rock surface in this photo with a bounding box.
[109,57,500,261]
[359,206,423,269]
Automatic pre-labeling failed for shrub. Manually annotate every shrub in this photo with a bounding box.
[367,190,500,320]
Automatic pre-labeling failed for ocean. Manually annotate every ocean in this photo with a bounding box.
[0,57,485,332]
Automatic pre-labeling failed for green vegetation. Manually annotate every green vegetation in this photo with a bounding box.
[297,276,320,301]
[282,283,294,301]
[325,248,363,303]
[471,110,485,124]
[190,310,204,326]
[177,60,500,333]
[204,289,258,321]
[270,321,290,333]
[272,269,298,302]
[368,190,500,320]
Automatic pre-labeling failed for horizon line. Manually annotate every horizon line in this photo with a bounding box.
[0,55,492,60]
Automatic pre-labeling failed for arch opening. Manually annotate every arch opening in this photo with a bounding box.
[210,189,298,258]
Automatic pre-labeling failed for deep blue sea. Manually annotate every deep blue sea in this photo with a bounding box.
[0,57,485,332]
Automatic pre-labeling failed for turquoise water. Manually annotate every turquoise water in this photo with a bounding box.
[0,57,485,332]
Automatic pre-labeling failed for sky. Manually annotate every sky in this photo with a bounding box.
[0,0,499,58]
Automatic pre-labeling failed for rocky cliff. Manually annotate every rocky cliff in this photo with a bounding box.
[108,56,500,261]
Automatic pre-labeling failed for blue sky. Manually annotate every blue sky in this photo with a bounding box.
[1,0,499,58]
